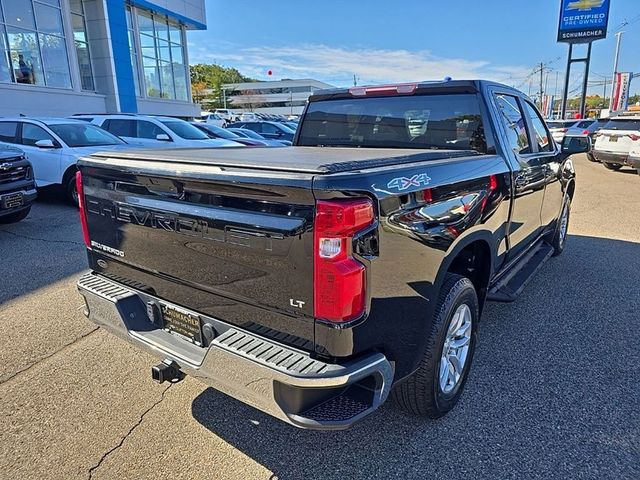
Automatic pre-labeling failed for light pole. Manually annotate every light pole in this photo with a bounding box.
[609,31,624,110]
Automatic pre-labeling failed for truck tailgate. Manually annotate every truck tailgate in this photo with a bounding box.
[78,156,316,350]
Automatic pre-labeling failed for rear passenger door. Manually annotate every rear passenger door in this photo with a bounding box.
[491,92,546,260]
[520,101,564,230]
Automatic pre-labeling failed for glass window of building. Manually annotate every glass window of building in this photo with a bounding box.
[0,0,71,88]
[69,0,94,90]
[136,9,187,101]
[125,6,140,96]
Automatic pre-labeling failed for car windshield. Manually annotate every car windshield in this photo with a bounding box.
[161,120,210,140]
[201,124,238,139]
[276,123,296,134]
[603,119,640,131]
[298,93,486,151]
[48,123,124,147]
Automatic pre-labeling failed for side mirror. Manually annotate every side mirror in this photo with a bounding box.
[35,139,57,149]
[156,133,171,142]
[561,136,591,154]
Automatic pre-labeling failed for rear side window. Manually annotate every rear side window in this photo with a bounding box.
[0,122,19,143]
[103,119,135,137]
[523,102,553,152]
[493,94,530,155]
[603,119,640,131]
[242,123,261,133]
[136,120,166,139]
[298,93,486,151]
[22,123,56,147]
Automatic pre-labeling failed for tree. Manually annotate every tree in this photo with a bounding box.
[189,64,255,108]
[191,81,208,104]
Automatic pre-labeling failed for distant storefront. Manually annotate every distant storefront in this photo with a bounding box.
[0,0,206,117]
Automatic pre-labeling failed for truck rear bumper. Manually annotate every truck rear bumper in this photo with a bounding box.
[77,273,393,430]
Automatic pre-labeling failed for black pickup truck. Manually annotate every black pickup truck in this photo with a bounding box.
[76,80,589,430]
[0,145,37,224]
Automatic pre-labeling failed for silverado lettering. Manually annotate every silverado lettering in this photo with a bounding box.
[87,198,278,250]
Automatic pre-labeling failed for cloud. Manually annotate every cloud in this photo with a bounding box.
[189,43,534,87]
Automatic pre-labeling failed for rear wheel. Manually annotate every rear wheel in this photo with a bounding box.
[392,273,478,418]
[586,152,597,162]
[603,162,622,171]
[0,206,31,224]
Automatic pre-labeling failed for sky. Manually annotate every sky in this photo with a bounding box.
[188,0,640,97]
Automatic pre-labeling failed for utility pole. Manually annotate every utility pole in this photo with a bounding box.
[353,74,358,87]
[539,62,544,111]
[609,31,624,110]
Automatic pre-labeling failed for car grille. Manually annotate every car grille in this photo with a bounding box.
[0,163,28,184]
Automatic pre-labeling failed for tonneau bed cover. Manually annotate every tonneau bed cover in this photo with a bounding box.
[89,146,480,174]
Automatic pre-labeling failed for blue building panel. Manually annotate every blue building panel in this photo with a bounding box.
[106,0,138,112]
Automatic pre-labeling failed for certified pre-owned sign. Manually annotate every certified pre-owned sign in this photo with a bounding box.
[557,0,611,43]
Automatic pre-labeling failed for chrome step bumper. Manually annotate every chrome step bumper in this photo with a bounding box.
[77,273,393,430]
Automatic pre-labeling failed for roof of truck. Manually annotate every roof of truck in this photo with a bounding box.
[88,146,482,174]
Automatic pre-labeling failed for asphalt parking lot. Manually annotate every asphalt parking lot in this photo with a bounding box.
[1,156,638,480]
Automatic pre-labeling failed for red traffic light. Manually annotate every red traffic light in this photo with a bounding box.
[267,70,273,76]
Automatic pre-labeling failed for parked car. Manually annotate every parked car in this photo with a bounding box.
[0,145,37,224]
[547,119,581,144]
[190,122,274,147]
[592,115,640,171]
[239,112,260,122]
[76,79,588,430]
[628,146,640,176]
[561,118,609,162]
[213,109,235,122]
[229,121,296,142]
[79,115,241,148]
[227,127,292,146]
[0,117,136,203]
[202,113,227,128]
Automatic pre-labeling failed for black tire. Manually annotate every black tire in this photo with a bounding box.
[0,206,31,224]
[586,151,597,162]
[603,162,622,171]
[65,172,79,206]
[392,273,479,418]
[546,196,571,256]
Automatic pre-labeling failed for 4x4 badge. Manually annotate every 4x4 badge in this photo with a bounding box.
[387,173,431,191]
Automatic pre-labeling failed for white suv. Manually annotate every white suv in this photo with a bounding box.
[77,115,242,148]
[593,115,640,171]
[0,118,136,203]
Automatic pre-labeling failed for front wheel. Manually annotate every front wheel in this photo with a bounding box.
[392,273,479,418]
[65,173,78,206]
[603,162,622,171]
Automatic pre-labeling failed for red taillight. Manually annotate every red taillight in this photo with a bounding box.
[76,171,91,249]
[628,134,640,141]
[582,129,590,135]
[314,199,374,322]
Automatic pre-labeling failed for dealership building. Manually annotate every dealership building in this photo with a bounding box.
[0,0,205,117]
[221,79,335,116]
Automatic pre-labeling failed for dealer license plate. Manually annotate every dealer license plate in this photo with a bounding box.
[160,304,203,346]
[1,192,23,209]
